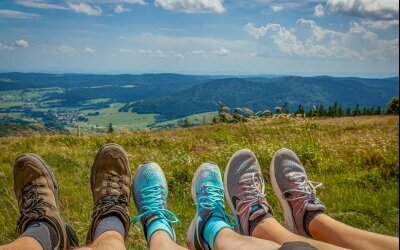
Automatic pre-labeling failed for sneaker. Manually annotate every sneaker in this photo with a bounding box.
[14,154,79,250]
[132,161,179,242]
[224,149,273,236]
[187,163,235,250]
[270,148,325,237]
[86,143,131,244]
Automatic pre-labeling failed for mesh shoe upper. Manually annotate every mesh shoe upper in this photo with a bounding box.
[224,149,273,236]
[271,148,325,237]
[187,163,235,250]
[132,162,178,242]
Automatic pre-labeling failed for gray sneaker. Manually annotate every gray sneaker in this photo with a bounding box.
[224,149,273,236]
[270,148,325,237]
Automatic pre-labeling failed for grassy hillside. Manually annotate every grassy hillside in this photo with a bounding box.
[0,116,398,249]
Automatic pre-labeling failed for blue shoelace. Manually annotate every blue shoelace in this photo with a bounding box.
[195,185,236,226]
[132,184,179,225]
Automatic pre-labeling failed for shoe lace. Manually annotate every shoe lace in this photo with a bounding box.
[282,172,322,202]
[17,182,48,229]
[92,172,129,218]
[236,172,268,216]
[131,185,179,225]
[195,185,236,226]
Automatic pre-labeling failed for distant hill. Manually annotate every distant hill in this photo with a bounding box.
[132,76,399,120]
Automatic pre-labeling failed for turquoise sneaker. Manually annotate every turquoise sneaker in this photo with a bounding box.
[132,162,179,243]
[187,163,235,250]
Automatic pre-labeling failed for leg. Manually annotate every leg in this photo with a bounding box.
[224,149,343,250]
[132,162,183,249]
[77,231,125,250]
[150,231,187,250]
[84,144,131,248]
[187,162,282,250]
[252,217,345,249]
[215,228,280,250]
[0,154,79,250]
[269,148,399,250]
[0,237,42,250]
[308,214,399,250]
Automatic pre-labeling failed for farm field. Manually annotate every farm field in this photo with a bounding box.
[0,115,398,249]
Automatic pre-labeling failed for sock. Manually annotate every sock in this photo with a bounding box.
[94,215,125,240]
[21,221,58,250]
[303,210,323,236]
[249,205,273,235]
[203,216,231,250]
[146,217,174,242]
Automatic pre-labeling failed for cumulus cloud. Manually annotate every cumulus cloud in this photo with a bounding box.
[211,47,230,56]
[361,19,399,30]
[326,0,399,20]
[15,0,67,10]
[83,47,96,54]
[114,4,130,13]
[0,42,14,50]
[314,4,324,17]
[68,2,102,16]
[57,45,76,54]
[243,18,398,62]
[0,9,40,19]
[271,5,284,13]
[15,39,29,48]
[154,0,225,13]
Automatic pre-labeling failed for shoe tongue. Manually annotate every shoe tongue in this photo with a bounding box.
[305,199,326,212]
[145,214,160,227]
[249,204,269,221]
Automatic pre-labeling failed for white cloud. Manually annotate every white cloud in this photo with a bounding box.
[190,49,205,55]
[0,9,40,19]
[57,45,76,54]
[154,0,225,13]
[68,2,102,16]
[15,0,67,10]
[211,47,230,56]
[244,18,398,62]
[314,4,324,17]
[0,42,14,50]
[83,47,96,54]
[271,5,284,13]
[15,39,29,48]
[327,0,399,20]
[81,0,146,4]
[114,4,130,13]
[361,19,399,30]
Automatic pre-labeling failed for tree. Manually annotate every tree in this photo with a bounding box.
[386,97,399,114]
[107,122,114,133]
[295,104,305,115]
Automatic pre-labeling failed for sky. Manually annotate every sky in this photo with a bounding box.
[0,0,398,76]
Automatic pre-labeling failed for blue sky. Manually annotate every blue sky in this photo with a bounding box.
[0,0,398,76]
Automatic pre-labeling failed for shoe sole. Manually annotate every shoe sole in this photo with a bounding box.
[186,163,210,250]
[223,148,256,234]
[269,148,298,234]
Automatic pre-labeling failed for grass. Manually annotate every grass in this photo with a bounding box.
[0,115,398,249]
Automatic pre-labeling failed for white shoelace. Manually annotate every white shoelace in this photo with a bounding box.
[282,172,322,201]
[235,172,267,215]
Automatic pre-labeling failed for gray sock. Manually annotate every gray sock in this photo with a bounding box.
[94,215,125,240]
[21,221,58,250]
[304,210,323,236]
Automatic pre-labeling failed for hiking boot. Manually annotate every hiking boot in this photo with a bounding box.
[270,148,325,237]
[14,154,79,250]
[132,162,179,243]
[187,163,235,250]
[224,149,273,236]
[86,143,131,244]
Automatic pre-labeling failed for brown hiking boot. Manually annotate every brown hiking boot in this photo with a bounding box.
[14,154,79,250]
[86,143,131,244]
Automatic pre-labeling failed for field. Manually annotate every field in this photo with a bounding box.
[0,115,398,249]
